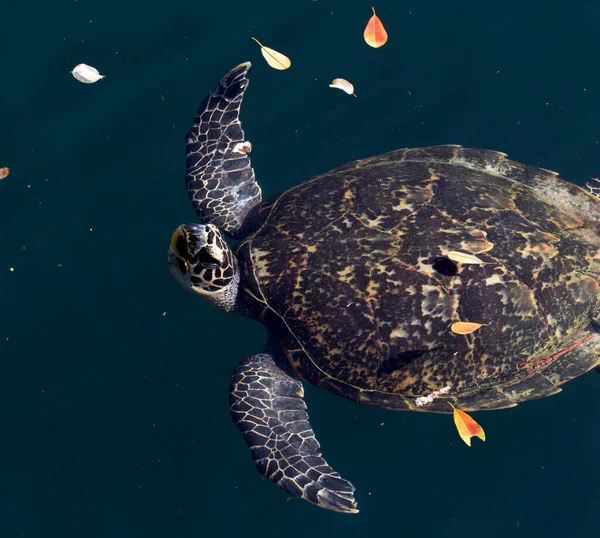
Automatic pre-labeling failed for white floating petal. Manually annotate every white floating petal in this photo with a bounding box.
[233,141,252,155]
[71,63,105,84]
[329,78,356,96]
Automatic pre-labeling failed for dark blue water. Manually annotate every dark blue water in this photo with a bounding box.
[1,1,599,536]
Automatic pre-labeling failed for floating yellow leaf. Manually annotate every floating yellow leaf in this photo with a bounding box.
[363,7,388,48]
[449,403,486,446]
[0,167,9,180]
[447,251,486,264]
[251,37,291,70]
[450,322,487,335]
[329,78,356,96]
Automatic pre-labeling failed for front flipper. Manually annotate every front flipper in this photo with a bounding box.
[185,62,262,238]
[229,353,358,513]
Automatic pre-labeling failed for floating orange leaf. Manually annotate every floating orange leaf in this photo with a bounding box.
[363,7,388,48]
[251,37,291,70]
[450,322,486,335]
[0,167,9,180]
[450,404,486,446]
[447,251,486,265]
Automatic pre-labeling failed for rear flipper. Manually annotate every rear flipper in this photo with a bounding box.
[229,353,358,513]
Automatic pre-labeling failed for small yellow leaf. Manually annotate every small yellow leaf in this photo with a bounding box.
[449,403,486,446]
[329,78,356,96]
[450,322,487,335]
[251,37,291,70]
[447,251,485,264]
[0,167,9,180]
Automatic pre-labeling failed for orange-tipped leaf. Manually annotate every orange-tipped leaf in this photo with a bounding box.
[450,404,486,446]
[363,7,388,48]
[450,321,487,335]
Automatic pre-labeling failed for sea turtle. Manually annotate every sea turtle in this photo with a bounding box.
[168,63,600,513]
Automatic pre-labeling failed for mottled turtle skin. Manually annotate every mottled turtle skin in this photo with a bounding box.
[236,145,600,413]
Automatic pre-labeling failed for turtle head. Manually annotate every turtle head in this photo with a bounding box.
[168,223,240,312]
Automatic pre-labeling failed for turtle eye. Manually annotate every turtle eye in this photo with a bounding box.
[197,247,221,268]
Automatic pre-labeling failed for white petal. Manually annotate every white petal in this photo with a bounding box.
[329,78,356,96]
[71,63,105,84]
[232,141,252,154]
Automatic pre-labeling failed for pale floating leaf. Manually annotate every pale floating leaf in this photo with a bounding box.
[0,167,9,180]
[71,63,105,84]
[251,37,291,70]
[451,322,487,335]
[232,141,252,155]
[329,78,356,96]
[447,251,486,264]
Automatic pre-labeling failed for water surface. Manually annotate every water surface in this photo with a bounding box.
[1,1,599,536]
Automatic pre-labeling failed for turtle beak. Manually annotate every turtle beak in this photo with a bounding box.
[169,224,224,272]
[170,224,204,260]
[170,226,186,258]
[168,226,190,277]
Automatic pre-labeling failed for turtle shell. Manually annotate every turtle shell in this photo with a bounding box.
[236,146,600,413]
